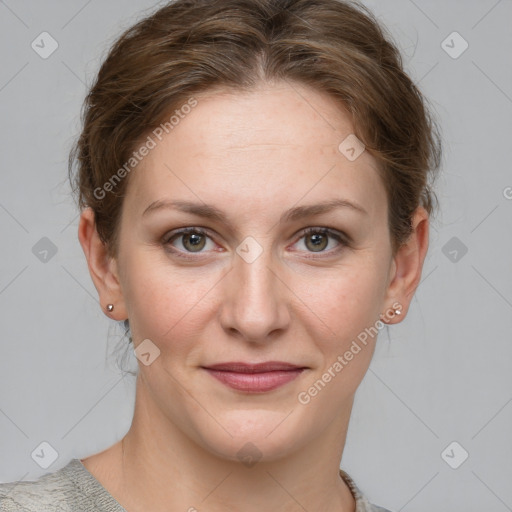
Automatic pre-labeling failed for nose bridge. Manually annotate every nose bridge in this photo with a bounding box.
[220,236,289,341]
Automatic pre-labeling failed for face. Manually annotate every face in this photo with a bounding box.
[109,81,398,461]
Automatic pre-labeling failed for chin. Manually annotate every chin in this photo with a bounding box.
[193,409,308,463]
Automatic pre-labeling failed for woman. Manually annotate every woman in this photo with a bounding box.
[0,0,441,510]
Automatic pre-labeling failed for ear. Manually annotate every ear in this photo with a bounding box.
[382,206,430,323]
[77,207,127,321]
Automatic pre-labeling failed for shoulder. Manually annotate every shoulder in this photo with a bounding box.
[339,468,394,512]
[368,505,394,512]
[0,458,125,512]
[0,494,31,512]
[360,498,395,512]
[0,459,88,512]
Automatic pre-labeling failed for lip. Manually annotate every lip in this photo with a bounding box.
[201,361,307,392]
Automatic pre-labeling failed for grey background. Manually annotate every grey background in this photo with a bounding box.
[0,1,511,511]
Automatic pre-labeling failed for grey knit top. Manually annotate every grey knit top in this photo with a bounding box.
[0,458,392,512]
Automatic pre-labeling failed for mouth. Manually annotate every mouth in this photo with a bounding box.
[201,361,308,393]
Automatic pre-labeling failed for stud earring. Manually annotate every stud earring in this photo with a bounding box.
[380,305,402,323]
[106,304,114,312]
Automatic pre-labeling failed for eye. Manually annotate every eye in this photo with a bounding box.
[162,226,348,260]
[292,227,347,256]
[163,227,216,257]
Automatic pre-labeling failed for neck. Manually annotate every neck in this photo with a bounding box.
[84,373,357,512]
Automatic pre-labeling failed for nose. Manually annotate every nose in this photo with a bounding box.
[218,241,291,344]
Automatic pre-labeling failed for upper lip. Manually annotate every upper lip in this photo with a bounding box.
[202,361,306,373]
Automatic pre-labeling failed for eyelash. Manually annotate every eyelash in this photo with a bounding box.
[162,226,349,261]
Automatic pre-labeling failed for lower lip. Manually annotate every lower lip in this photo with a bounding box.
[203,368,305,392]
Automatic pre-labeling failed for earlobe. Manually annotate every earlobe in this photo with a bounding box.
[383,206,430,322]
[77,207,127,320]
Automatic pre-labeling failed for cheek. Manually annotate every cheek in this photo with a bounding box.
[297,267,383,338]
[122,249,221,343]
[297,267,385,395]
[295,273,381,406]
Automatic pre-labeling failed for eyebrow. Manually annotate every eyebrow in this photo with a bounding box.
[142,198,368,227]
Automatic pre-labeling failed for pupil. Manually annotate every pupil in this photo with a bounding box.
[184,232,205,251]
[308,233,327,252]
[189,234,201,245]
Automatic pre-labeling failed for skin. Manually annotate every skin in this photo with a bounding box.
[78,80,429,512]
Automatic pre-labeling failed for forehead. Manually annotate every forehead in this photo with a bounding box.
[125,81,386,222]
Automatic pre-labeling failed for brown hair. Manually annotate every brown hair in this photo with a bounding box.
[68,0,442,260]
